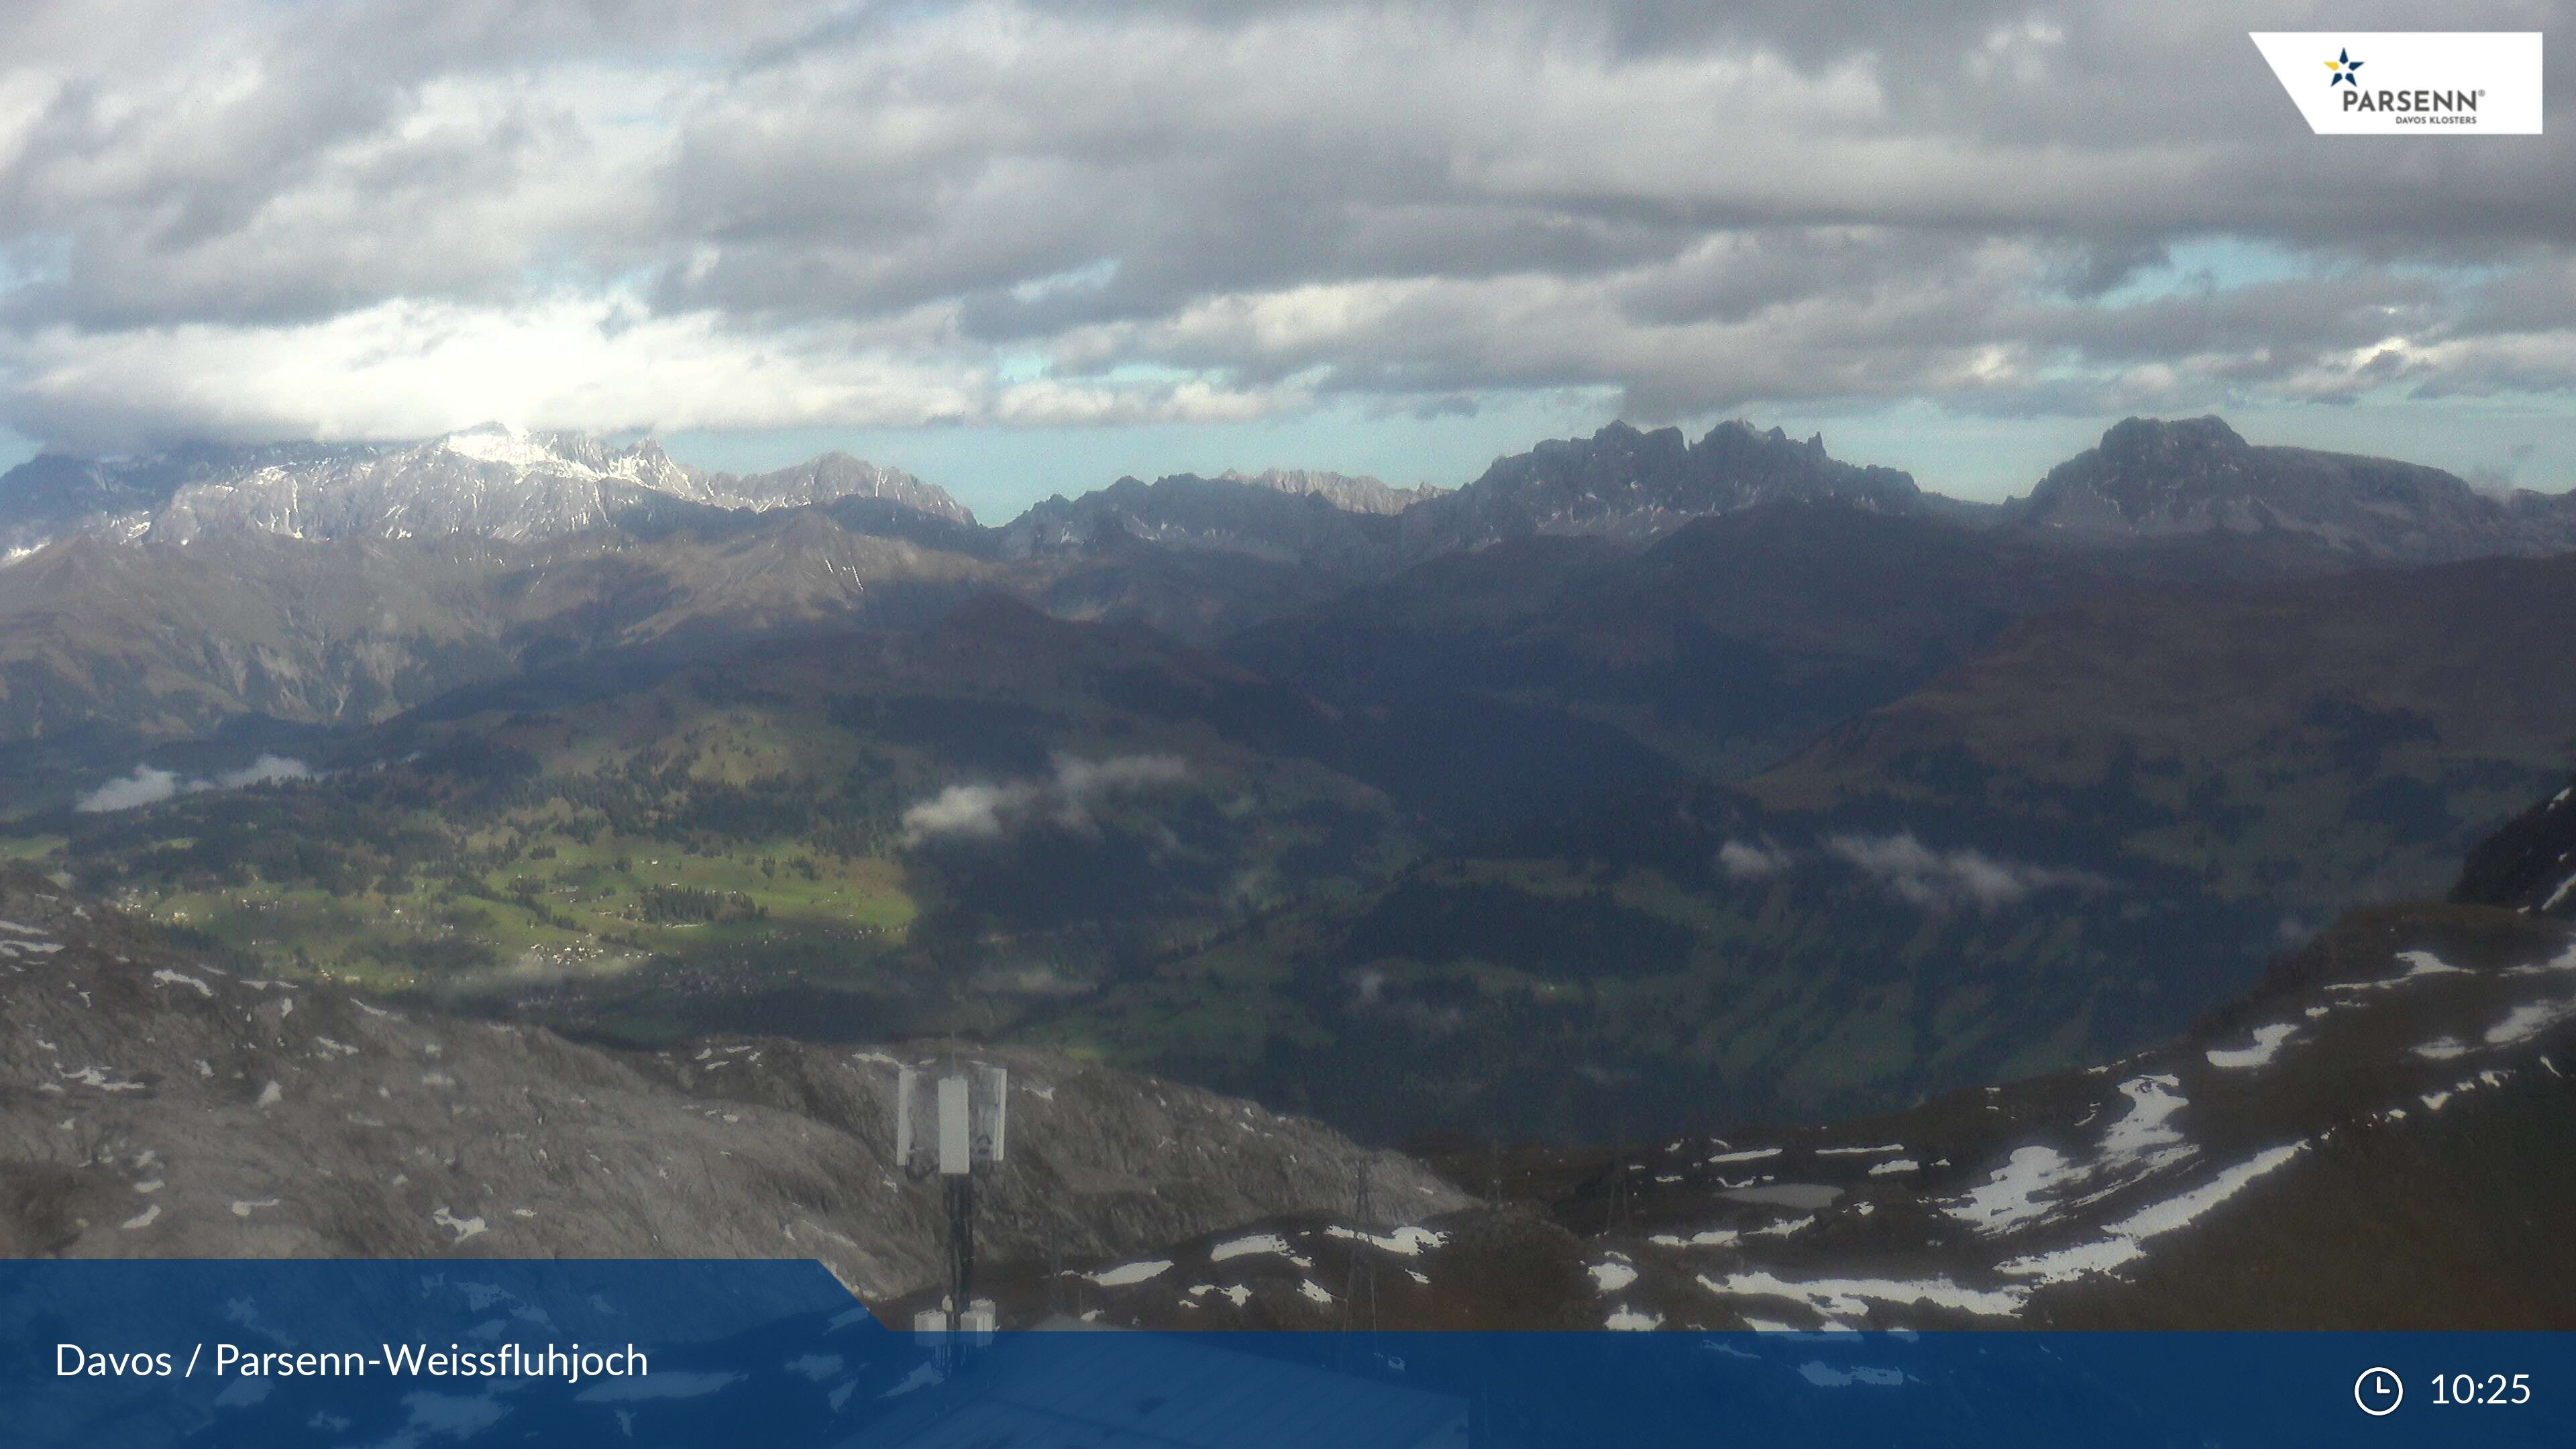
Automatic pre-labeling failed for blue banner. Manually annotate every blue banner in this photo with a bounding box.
[1,1260,2567,1446]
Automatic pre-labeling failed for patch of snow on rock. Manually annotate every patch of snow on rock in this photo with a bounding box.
[2485,998,2576,1047]
[2000,1143,2306,1286]
[1323,1224,1444,1255]
[1948,1146,2082,1234]
[1084,1259,1172,1287]
[2206,1024,2296,1069]
[1701,1270,2021,1320]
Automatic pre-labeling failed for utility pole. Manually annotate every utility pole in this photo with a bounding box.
[898,1059,1008,1368]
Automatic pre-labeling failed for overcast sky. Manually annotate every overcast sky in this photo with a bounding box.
[1,1,2570,516]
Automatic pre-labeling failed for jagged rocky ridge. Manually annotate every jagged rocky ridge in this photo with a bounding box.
[1398,419,1956,555]
[0,867,1468,1302]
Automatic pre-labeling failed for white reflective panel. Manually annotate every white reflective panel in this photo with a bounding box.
[975,1065,1009,1165]
[938,1073,971,1175]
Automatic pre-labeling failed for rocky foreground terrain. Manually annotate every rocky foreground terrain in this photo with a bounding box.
[0,865,1466,1304]
[918,779,2576,1332]
[7,775,2573,1334]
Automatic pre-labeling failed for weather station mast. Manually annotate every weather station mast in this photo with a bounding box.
[896,1059,1008,1365]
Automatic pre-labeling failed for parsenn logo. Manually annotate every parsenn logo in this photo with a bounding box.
[2250,32,2542,135]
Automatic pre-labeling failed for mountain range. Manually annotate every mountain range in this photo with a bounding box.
[0,411,2571,1158]
[0,425,966,556]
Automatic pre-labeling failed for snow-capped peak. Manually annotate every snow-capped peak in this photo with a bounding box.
[437,422,564,472]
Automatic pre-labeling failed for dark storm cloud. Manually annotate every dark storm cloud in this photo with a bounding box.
[0,0,2570,446]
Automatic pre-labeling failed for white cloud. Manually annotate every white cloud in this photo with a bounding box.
[900,752,1191,845]
[2,0,2572,448]
[1827,830,2104,911]
[211,753,313,789]
[1717,839,1793,881]
[75,764,182,812]
[74,754,313,812]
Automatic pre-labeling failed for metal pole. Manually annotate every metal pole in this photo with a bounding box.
[947,1173,975,1311]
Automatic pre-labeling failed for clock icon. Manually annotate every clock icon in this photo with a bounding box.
[2355,1366,2404,1417]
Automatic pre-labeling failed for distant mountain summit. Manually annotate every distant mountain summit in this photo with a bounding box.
[2012,415,2576,563]
[698,450,975,525]
[0,426,969,551]
[1216,468,1444,515]
[1401,419,1947,554]
[997,472,1410,572]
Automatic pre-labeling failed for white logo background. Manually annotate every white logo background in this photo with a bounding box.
[2250,32,2542,135]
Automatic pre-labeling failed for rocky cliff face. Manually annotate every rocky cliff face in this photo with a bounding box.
[2012,416,2576,562]
[0,868,1468,1305]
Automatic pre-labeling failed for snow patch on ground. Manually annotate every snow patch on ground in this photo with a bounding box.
[1648,1228,1741,1248]
[1707,1146,1781,1165]
[150,969,213,997]
[1999,1143,2306,1286]
[2098,1075,2189,1169]
[1324,1224,1444,1256]
[1590,1261,1638,1293]
[1210,1234,1293,1263]
[1083,1260,1172,1287]
[1604,1308,1663,1331]
[1813,1143,1905,1157]
[1701,1271,2021,1320]
[2205,1024,2296,1069]
[1868,1159,1921,1176]
[2485,997,2576,1047]
[2326,953,2467,992]
[1948,1146,2082,1234]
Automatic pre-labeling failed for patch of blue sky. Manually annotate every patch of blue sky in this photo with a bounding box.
[2090,237,2325,307]
[0,233,73,294]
